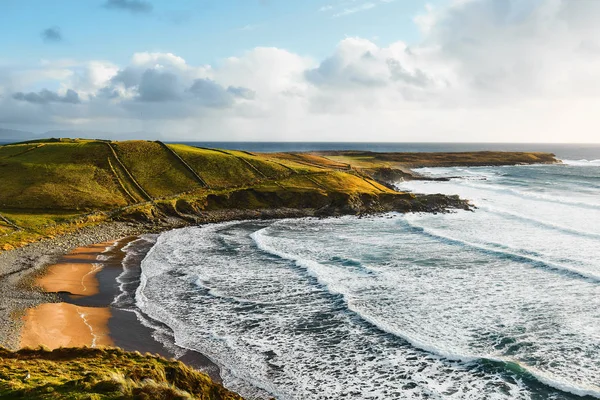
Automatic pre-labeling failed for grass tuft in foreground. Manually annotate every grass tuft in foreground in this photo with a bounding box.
[0,347,244,399]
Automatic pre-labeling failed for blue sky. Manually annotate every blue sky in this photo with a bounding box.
[1,0,599,143]
[1,0,438,67]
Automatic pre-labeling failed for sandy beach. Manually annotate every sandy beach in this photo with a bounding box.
[19,240,121,349]
[20,303,113,348]
[11,231,223,380]
[35,241,116,297]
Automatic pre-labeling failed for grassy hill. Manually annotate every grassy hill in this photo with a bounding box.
[0,139,398,250]
[0,139,557,251]
[0,347,243,399]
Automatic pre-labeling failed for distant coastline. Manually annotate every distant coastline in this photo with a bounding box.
[2,139,599,158]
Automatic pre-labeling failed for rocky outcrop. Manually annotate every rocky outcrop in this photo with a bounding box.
[114,188,472,225]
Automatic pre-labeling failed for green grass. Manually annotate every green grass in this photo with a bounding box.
[0,142,128,211]
[219,150,294,180]
[0,224,15,236]
[0,347,243,399]
[0,210,85,231]
[311,171,392,194]
[321,151,558,169]
[111,141,201,198]
[168,145,265,188]
[0,211,107,251]
[0,143,45,159]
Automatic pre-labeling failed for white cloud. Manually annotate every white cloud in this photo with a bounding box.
[333,2,376,18]
[2,0,600,142]
[323,0,396,18]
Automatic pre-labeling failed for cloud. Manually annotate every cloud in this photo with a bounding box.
[333,2,376,17]
[188,79,235,108]
[3,0,600,143]
[136,69,182,102]
[227,86,256,100]
[103,0,153,14]
[42,27,62,43]
[323,0,395,18]
[12,89,81,104]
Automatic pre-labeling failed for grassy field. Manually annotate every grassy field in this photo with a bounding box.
[0,347,243,399]
[111,141,202,198]
[319,151,558,169]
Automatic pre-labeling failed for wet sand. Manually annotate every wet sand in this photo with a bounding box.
[20,303,113,348]
[18,236,222,381]
[36,242,116,296]
[20,241,120,350]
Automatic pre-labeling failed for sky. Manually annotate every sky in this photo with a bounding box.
[1,0,599,142]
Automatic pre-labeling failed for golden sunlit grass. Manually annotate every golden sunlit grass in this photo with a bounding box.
[0,347,243,399]
[168,145,268,188]
[321,151,558,169]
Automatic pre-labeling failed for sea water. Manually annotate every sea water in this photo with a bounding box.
[129,157,600,399]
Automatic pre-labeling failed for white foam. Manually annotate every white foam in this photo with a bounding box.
[132,164,600,399]
[562,159,600,166]
[97,240,118,262]
[77,308,100,348]
[113,234,157,307]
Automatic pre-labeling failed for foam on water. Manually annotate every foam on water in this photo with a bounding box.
[113,234,157,308]
[562,159,600,166]
[134,163,600,399]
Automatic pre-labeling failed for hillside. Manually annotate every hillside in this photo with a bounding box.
[0,139,557,251]
[0,347,243,399]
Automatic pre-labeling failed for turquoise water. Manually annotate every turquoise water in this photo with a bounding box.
[132,161,600,399]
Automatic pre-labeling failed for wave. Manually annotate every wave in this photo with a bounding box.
[562,159,600,166]
[249,226,600,399]
[353,310,600,398]
[194,278,275,306]
[113,235,156,307]
[401,219,600,283]
[457,180,600,210]
[251,227,477,362]
[481,205,600,240]
[95,240,118,262]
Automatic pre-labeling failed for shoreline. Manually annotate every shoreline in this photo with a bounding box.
[15,233,224,381]
[0,205,468,359]
[19,238,131,350]
[0,208,316,349]
[0,203,477,396]
[0,221,165,350]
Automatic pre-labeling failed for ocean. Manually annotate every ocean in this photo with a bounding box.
[116,144,600,399]
[176,142,600,161]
